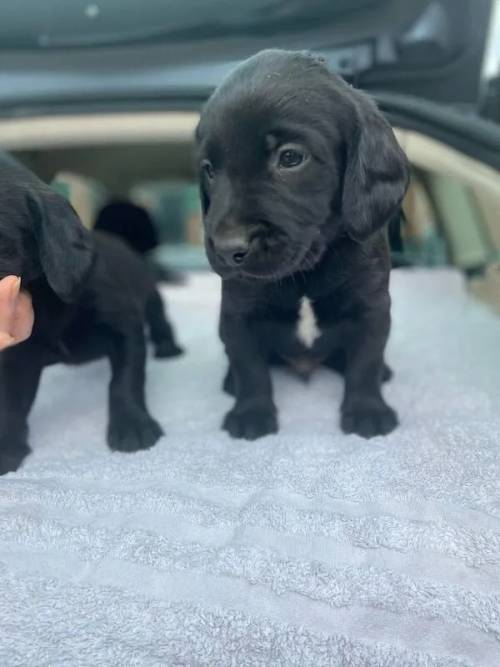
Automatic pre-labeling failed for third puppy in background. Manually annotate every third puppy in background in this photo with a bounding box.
[196,49,409,440]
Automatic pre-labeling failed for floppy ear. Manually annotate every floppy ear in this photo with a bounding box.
[28,190,94,302]
[341,94,409,241]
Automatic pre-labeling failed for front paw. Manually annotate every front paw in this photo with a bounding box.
[0,436,31,475]
[107,408,163,453]
[341,398,398,439]
[223,403,278,441]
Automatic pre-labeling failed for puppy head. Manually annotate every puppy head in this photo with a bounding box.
[196,49,409,280]
[0,179,94,302]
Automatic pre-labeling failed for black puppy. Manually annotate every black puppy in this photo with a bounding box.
[0,154,182,474]
[196,49,409,441]
[94,200,185,284]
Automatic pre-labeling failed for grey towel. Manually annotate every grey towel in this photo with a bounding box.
[0,270,499,666]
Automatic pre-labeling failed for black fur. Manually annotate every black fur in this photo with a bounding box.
[196,49,409,440]
[0,155,183,474]
[94,200,160,255]
[94,200,185,284]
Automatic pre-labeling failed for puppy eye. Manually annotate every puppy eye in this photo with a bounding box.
[277,146,307,170]
[201,160,215,181]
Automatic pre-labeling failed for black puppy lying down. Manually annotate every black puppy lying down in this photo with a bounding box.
[0,154,182,474]
[196,49,409,440]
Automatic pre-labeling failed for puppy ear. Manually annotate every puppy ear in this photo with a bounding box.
[29,190,94,302]
[342,95,409,241]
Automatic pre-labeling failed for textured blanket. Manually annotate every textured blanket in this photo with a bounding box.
[0,270,499,666]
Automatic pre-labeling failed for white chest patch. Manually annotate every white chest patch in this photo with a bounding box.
[296,297,321,348]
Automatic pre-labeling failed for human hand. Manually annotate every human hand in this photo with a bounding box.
[0,276,34,350]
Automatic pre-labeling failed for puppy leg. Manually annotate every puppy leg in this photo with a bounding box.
[0,344,44,474]
[146,289,183,359]
[341,309,398,438]
[106,325,164,452]
[223,352,286,393]
[222,365,236,396]
[381,363,393,383]
[221,314,278,441]
[325,349,393,382]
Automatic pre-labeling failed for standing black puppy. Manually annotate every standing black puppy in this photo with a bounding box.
[0,154,182,474]
[196,49,409,441]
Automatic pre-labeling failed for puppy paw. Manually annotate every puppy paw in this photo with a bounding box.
[341,399,398,439]
[154,340,184,359]
[0,437,31,475]
[223,404,278,441]
[108,410,164,452]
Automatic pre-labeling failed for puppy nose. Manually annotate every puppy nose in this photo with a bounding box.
[213,235,249,267]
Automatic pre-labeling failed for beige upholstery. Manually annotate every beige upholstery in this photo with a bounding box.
[1,111,499,310]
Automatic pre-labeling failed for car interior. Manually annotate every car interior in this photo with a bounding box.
[1,109,499,313]
[1,1,500,663]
